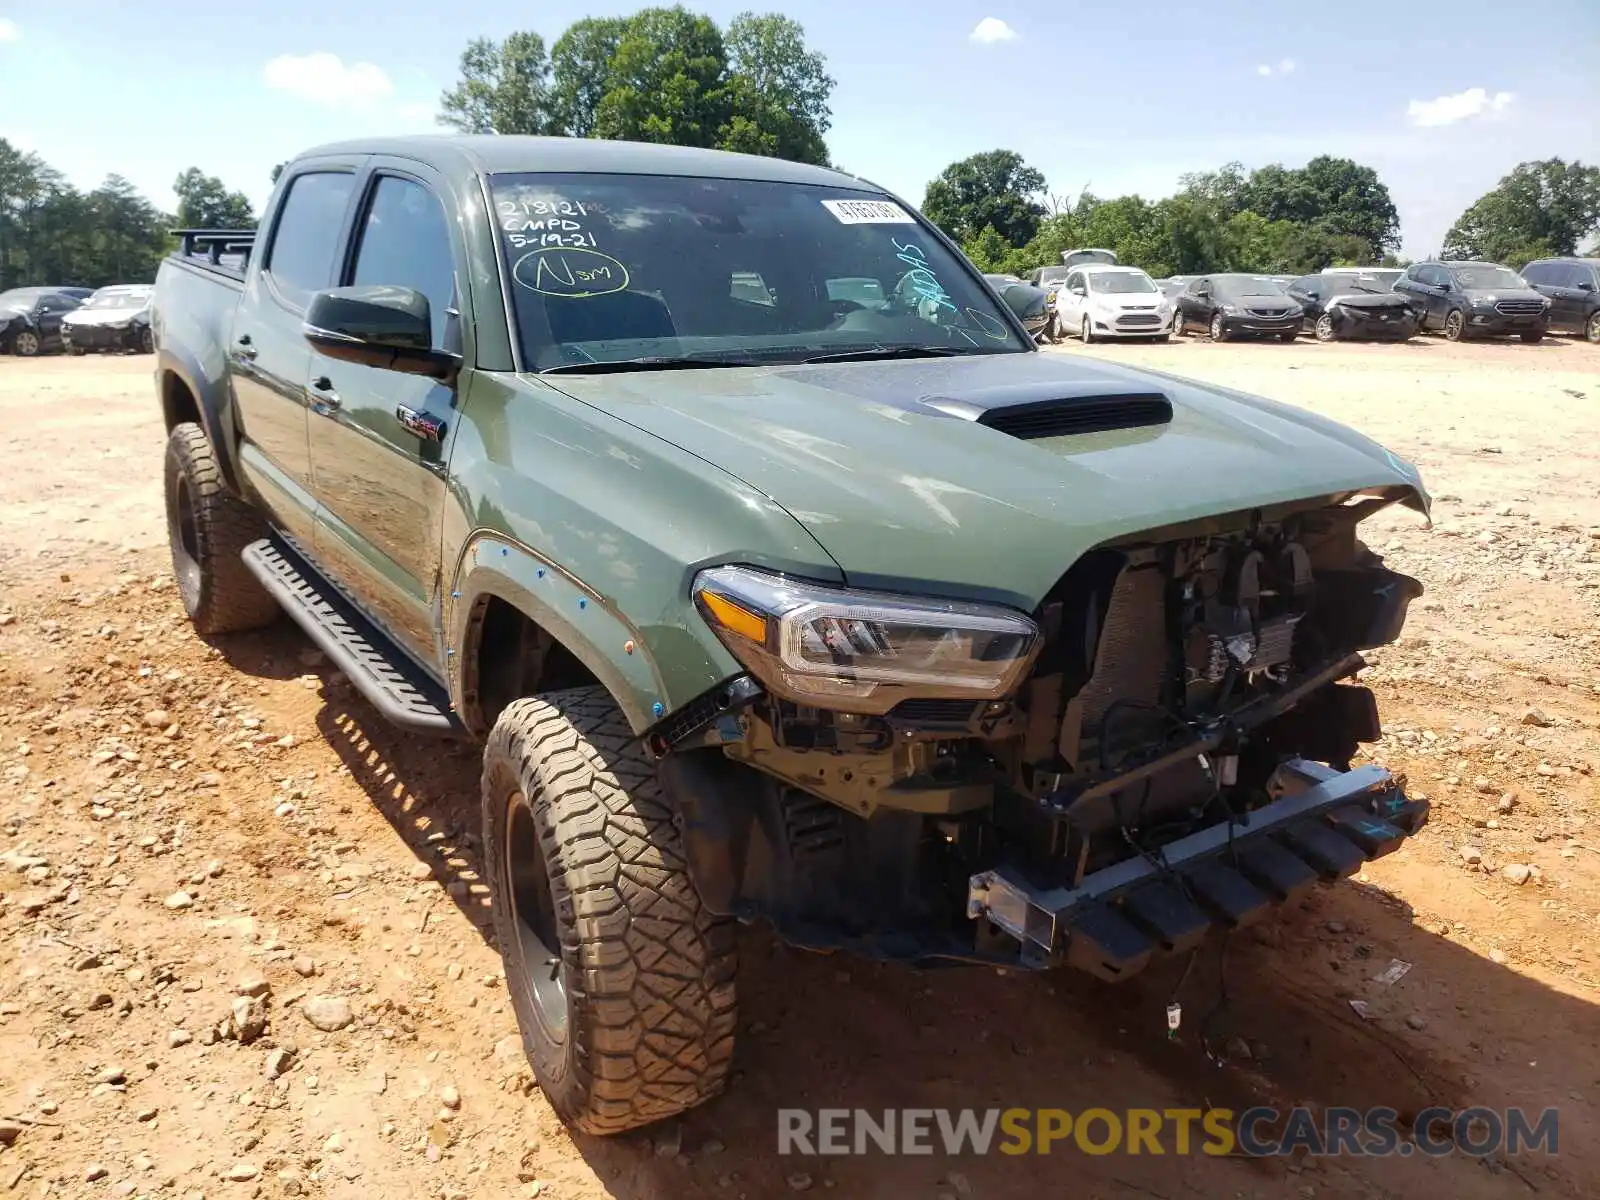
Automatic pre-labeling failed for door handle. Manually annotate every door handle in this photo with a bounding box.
[235,334,257,361]
[396,404,447,442]
[309,376,341,413]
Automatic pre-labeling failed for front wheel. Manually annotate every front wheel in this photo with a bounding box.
[482,688,738,1135]
[1314,314,1338,342]
[1081,315,1094,344]
[1442,309,1467,341]
[1171,309,1186,338]
[11,329,40,357]
[138,326,155,354]
[1587,312,1600,344]
[164,423,280,634]
[1210,313,1228,342]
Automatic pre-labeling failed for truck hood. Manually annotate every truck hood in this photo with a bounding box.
[536,352,1428,609]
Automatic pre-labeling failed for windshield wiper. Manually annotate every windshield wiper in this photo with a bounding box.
[798,345,976,364]
[539,356,761,375]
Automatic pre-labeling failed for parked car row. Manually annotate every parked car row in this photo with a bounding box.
[0,283,155,355]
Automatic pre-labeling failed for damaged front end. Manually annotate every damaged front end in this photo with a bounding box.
[660,485,1428,982]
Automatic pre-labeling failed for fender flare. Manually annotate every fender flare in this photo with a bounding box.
[156,345,242,493]
[447,532,669,735]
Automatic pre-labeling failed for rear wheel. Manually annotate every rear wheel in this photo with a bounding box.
[1314,314,1338,342]
[12,329,40,357]
[164,423,280,635]
[482,688,738,1134]
[1442,309,1467,341]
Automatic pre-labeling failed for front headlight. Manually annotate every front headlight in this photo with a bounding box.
[1217,303,1238,314]
[1471,295,1496,307]
[692,565,1040,713]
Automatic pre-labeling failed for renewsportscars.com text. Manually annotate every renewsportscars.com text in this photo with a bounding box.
[777,1106,1559,1158]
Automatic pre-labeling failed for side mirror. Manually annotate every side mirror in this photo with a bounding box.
[998,282,1047,327]
[1579,280,1596,292]
[303,286,458,382]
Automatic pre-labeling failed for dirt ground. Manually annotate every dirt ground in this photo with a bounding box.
[1,337,1598,1200]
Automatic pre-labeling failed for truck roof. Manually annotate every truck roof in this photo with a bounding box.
[294,135,871,190]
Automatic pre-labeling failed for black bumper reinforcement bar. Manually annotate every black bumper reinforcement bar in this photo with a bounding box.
[967,758,1428,981]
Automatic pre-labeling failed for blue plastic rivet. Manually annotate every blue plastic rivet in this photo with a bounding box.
[446,648,454,656]
[652,702,664,718]
[500,546,508,557]
[578,598,587,610]
[536,568,546,579]
[451,590,461,599]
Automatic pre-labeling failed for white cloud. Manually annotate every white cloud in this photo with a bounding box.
[1256,58,1296,78]
[0,18,20,43]
[1407,87,1514,128]
[1256,64,1272,77]
[1278,58,1296,75]
[969,18,1018,44]
[263,52,395,108]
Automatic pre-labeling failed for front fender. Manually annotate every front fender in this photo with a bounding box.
[448,533,736,734]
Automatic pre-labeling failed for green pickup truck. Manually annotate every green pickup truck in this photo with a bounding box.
[151,135,1431,1134]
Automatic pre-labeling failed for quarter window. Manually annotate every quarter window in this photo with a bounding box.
[349,176,457,348]
[266,171,357,309]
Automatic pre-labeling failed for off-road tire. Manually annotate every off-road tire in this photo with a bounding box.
[482,688,738,1135]
[164,423,279,635]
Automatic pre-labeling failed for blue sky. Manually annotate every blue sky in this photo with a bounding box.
[2,1,1595,257]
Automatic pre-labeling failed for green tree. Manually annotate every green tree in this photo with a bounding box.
[439,32,558,135]
[445,9,835,164]
[173,168,254,229]
[84,175,168,283]
[922,150,1047,246]
[718,13,833,165]
[593,7,728,147]
[1442,158,1600,266]
[549,17,629,137]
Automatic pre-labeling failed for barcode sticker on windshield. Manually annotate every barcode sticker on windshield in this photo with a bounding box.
[822,199,915,224]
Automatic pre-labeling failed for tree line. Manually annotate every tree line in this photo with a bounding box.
[927,149,1600,280]
[0,139,254,290]
[4,2,1597,293]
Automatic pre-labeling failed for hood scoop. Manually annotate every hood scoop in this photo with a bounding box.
[920,379,1173,441]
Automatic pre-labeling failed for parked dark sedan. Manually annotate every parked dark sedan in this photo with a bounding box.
[1171,274,1303,341]
[1521,258,1600,342]
[1393,260,1550,342]
[1286,271,1418,341]
[984,273,1052,342]
[0,287,87,356]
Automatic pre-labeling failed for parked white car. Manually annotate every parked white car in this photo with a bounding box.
[1052,265,1172,342]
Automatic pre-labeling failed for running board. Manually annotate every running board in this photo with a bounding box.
[241,538,462,737]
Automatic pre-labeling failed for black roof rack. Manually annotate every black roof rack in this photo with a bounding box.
[171,228,257,269]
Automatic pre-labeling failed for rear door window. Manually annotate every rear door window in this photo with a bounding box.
[266,171,358,309]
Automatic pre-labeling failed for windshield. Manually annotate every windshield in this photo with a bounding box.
[1212,275,1288,299]
[488,173,1028,369]
[1087,271,1157,295]
[0,288,43,312]
[1452,265,1525,290]
[1324,271,1400,294]
[84,288,151,310]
